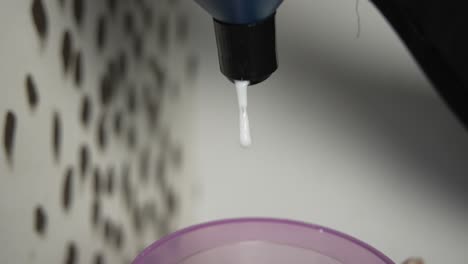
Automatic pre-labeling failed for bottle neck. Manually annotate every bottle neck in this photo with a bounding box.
[213,14,278,85]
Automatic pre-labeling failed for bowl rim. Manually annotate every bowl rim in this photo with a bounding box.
[132,217,394,264]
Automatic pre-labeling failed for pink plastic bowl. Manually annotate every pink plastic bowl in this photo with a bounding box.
[132,218,394,264]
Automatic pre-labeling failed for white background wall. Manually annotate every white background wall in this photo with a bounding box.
[0,0,197,263]
[187,0,468,263]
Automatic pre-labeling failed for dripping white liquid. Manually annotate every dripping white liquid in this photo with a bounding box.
[235,80,251,147]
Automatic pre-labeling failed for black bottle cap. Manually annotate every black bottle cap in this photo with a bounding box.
[213,14,278,85]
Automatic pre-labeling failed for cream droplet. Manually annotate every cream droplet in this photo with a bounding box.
[235,80,251,147]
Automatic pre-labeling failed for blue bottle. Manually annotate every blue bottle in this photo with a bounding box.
[194,0,284,85]
[194,0,283,24]
[195,0,468,132]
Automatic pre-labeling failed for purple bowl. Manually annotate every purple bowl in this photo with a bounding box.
[132,218,394,264]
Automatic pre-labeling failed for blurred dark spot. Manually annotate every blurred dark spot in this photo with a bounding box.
[52,111,61,162]
[155,157,166,187]
[97,115,107,151]
[62,167,73,211]
[134,0,144,7]
[158,15,169,50]
[79,144,90,179]
[127,126,137,149]
[145,93,160,129]
[32,0,48,40]
[166,188,177,215]
[148,58,166,88]
[107,58,122,88]
[127,86,136,113]
[80,95,91,128]
[132,207,142,232]
[115,227,123,249]
[96,15,107,52]
[74,51,83,87]
[113,110,123,135]
[25,74,39,110]
[91,199,100,226]
[106,166,114,195]
[139,149,149,182]
[100,75,113,106]
[121,163,132,208]
[133,34,143,60]
[93,253,105,264]
[73,0,84,27]
[3,111,16,163]
[107,59,117,78]
[118,51,127,77]
[93,167,101,197]
[142,8,153,28]
[61,30,73,74]
[176,14,188,43]
[141,85,153,109]
[142,202,157,223]
[123,11,134,34]
[107,0,117,15]
[104,219,111,240]
[64,242,78,264]
[34,206,47,236]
